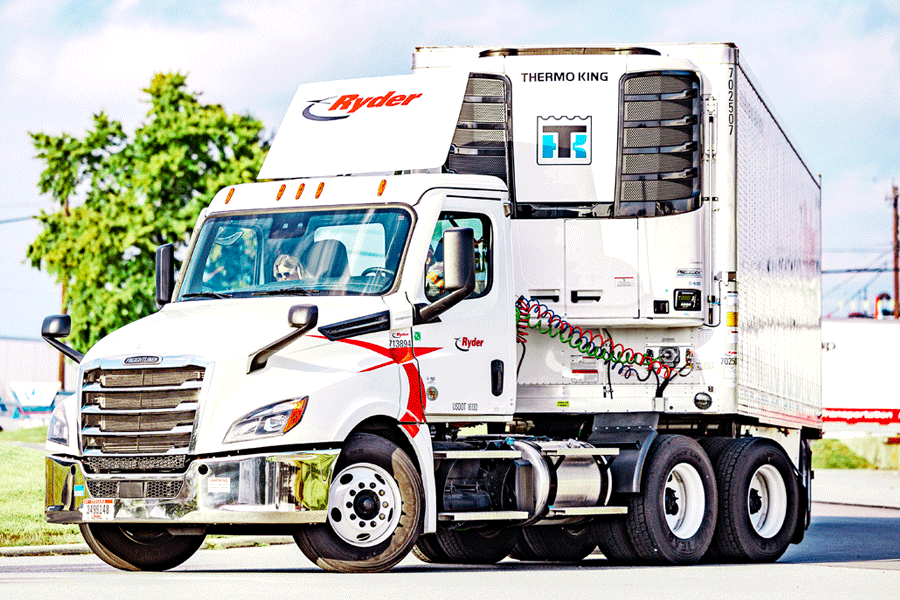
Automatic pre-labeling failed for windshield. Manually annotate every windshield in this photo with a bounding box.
[178,207,412,300]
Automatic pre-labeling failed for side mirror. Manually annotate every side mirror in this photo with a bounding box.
[41,315,84,363]
[418,227,476,323]
[42,314,71,339]
[156,243,175,307]
[443,227,475,292]
[288,305,319,329]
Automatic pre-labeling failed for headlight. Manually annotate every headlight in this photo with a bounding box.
[224,397,308,444]
[47,401,69,446]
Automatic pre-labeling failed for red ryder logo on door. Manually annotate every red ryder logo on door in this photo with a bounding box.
[303,91,424,121]
[455,337,485,351]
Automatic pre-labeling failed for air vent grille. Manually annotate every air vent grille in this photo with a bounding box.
[446,74,511,183]
[617,71,702,217]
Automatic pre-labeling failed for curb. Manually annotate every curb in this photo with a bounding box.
[0,536,296,558]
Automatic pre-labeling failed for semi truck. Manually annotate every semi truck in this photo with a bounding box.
[42,43,822,573]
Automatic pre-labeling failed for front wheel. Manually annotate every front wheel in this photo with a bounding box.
[294,433,423,572]
[80,524,205,571]
[625,435,717,564]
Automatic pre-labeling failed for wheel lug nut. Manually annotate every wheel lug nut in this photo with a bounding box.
[382,501,388,508]
[370,521,377,527]
[379,490,385,496]
[379,514,385,520]
[369,483,376,489]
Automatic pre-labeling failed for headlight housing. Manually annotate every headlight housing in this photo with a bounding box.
[224,397,308,444]
[47,401,69,446]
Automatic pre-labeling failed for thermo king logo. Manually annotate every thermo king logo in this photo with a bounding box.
[537,116,592,165]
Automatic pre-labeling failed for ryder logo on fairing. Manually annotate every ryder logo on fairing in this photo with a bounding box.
[302,91,424,121]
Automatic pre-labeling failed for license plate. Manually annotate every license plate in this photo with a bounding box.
[81,498,115,521]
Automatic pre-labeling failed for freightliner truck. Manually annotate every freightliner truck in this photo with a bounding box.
[42,43,822,572]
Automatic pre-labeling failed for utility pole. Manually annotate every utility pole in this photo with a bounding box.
[58,196,70,391]
[894,183,899,319]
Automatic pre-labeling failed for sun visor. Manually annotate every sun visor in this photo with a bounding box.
[258,71,470,180]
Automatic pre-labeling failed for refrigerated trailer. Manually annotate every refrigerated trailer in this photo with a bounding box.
[42,43,821,572]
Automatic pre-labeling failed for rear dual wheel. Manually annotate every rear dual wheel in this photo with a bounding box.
[706,437,799,562]
[625,435,717,564]
[511,524,598,562]
[414,526,517,564]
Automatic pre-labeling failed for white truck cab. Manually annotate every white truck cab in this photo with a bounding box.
[43,44,821,573]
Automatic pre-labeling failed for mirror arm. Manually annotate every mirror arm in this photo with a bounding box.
[42,335,84,364]
[417,271,476,323]
[247,305,318,374]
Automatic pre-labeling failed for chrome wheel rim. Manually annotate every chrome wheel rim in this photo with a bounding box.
[328,462,402,548]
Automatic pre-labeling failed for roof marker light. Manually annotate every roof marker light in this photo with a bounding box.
[377,179,387,197]
[315,182,325,199]
[295,183,305,199]
[225,188,235,204]
[276,184,286,201]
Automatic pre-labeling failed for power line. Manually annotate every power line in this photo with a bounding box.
[0,215,36,225]
[823,267,896,274]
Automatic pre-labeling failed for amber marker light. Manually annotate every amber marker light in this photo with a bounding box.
[225,188,235,204]
[276,184,286,201]
[295,183,305,199]
[377,179,387,197]
[283,396,308,433]
[315,182,325,199]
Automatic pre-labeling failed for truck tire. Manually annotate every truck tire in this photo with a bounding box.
[412,533,455,563]
[293,433,423,573]
[427,526,518,564]
[709,437,799,562]
[80,524,205,571]
[592,514,642,564]
[625,435,717,564]
[512,524,597,562]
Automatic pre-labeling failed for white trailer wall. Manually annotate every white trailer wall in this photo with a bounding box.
[735,61,821,428]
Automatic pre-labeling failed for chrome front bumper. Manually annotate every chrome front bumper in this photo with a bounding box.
[45,450,338,525]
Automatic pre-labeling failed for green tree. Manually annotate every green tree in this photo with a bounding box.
[29,73,268,352]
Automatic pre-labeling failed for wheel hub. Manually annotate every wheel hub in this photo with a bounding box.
[747,464,788,538]
[663,463,705,539]
[327,462,402,548]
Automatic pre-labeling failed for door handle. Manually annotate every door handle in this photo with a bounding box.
[571,290,603,303]
[491,359,504,397]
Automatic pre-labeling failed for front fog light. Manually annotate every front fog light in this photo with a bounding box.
[224,397,308,444]
[47,402,69,446]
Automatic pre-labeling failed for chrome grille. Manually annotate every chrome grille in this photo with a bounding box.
[83,388,198,410]
[83,455,187,474]
[83,433,193,454]
[86,480,183,499]
[81,364,204,455]
[617,71,702,216]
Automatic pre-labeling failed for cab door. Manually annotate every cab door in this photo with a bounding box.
[411,196,515,419]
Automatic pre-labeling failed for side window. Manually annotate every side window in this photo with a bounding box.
[425,212,491,301]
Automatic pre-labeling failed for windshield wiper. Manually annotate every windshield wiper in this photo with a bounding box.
[251,286,317,297]
[181,291,233,300]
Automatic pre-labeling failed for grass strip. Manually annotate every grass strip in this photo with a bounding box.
[0,443,81,547]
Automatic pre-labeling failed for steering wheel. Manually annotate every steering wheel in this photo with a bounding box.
[361,267,394,280]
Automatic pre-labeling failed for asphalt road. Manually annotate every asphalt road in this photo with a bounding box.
[1,505,897,600]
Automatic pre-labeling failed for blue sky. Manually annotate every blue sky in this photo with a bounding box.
[1,0,899,338]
